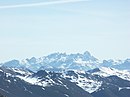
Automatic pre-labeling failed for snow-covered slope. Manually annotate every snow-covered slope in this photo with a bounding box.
[90,67,130,81]
[2,67,129,93]
[62,70,102,93]
[0,68,92,97]
[0,66,130,97]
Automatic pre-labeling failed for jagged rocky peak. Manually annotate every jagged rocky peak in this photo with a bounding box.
[1,51,129,72]
[0,51,99,72]
[45,51,96,60]
[83,51,97,61]
[33,70,48,77]
[26,57,37,64]
[84,51,91,56]
[46,52,66,58]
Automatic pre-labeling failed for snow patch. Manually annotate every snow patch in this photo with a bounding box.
[92,67,130,81]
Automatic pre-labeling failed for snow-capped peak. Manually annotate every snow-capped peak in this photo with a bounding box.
[91,67,130,81]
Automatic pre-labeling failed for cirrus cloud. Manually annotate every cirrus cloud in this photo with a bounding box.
[0,0,87,9]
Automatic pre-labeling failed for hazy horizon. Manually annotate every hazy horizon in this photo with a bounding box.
[0,0,130,62]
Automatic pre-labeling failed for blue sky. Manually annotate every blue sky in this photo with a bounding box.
[0,0,130,62]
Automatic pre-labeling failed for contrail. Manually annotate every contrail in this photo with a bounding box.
[0,0,87,9]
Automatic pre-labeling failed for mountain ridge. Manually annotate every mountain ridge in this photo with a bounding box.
[1,51,130,72]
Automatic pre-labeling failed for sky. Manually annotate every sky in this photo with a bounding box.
[0,0,130,62]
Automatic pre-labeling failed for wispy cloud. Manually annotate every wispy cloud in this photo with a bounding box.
[0,0,87,9]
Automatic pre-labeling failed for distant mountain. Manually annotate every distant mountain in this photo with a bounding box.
[101,59,130,70]
[1,51,129,72]
[0,51,130,97]
[1,51,99,72]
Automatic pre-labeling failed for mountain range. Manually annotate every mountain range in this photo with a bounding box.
[1,51,130,72]
[0,51,130,97]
